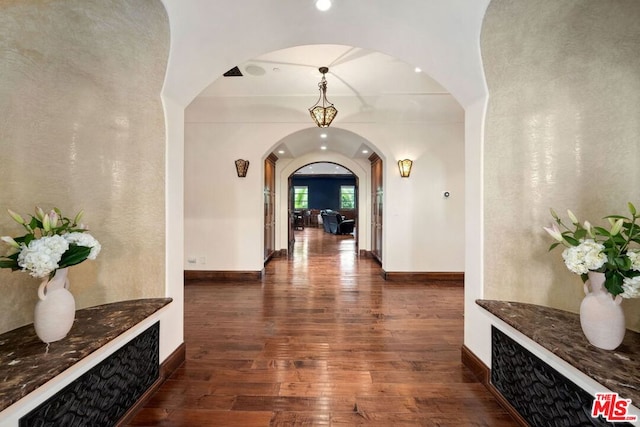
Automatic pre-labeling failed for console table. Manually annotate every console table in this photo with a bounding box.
[477,299,639,425]
[0,298,172,425]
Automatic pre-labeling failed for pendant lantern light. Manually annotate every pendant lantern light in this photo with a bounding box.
[309,67,338,128]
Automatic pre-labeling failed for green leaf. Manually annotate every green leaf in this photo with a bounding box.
[548,242,561,251]
[613,256,631,270]
[573,229,587,240]
[0,259,19,269]
[22,234,35,246]
[28,217,39,230]
[611,234,626,245]
[604,215,628,220]
[604,274,624,296]
[563,235,580,246]
[593,227,611,237]
[628,270,640,279]
[58,245,91,269]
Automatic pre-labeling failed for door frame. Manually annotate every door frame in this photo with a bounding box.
[286,163,359,257]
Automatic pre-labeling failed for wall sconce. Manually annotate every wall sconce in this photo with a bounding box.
[235,159,250,177]
[398,159,413,178]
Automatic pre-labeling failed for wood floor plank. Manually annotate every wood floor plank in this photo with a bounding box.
[126,227,516,426]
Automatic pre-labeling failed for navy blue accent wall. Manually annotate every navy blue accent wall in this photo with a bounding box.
[292,175,356,211]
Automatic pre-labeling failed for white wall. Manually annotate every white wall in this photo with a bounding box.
[162,95,185,361]
[346,123,466,272]
[184,94,465,274]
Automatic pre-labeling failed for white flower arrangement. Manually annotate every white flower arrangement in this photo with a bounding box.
[544,202,640,298]
[0,207,101,279]
[561,239,607,275]
[621,276,640,299]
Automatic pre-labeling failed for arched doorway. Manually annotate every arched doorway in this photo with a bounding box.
[269,129,383,266]
[287,161,359,259]
[177,34,477,360]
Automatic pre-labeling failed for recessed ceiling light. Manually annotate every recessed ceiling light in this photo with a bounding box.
[362,149,369,154]
[320,146,327,150]
[414,67,422,73]
[315,0,331,11]
[278,150,285,154]
[320,133,327,139]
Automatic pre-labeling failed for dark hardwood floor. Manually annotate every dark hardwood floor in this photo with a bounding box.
[126,227,516,426]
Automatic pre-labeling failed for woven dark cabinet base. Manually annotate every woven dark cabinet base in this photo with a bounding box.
[20,322,159,427]
[491,326,632,427]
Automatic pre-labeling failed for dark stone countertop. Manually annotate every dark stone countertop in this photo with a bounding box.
[0,298,172,412]
[477,299,640,408]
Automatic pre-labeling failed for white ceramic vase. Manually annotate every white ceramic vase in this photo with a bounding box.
[579,271,625,350]
[34,267,76,343]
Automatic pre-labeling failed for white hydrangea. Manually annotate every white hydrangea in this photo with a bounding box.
[64,232,101,260]
[561,239,607,275]
[17,235,69,278]
[627,250,640,271]
[621,276,640,299]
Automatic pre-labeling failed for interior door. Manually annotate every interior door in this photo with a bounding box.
[287,175,294,256]
[264,154,277,263]
[369,153,383,263]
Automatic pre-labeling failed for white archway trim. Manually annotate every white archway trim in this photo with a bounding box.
[159,0,490,107]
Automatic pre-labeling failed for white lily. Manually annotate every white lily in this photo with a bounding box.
[543,223,564,242]
[35,206,45,221]
[42,213,51,233]
[567,209,579,224]
[7,209,25,225]
[48,210,59,229]
[583,221,595,238]
[610,218,624,236]
[73,209,84,226]
[1,236,19,248]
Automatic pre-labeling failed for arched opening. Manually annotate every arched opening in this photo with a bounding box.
[172,14,484,359]
[184,43,463,274]
[264,124,379,264]
[288,161,358,260]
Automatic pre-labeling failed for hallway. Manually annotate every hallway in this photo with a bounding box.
[128,228,516,426]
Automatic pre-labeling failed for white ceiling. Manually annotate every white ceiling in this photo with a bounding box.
[194,44,461,164]
[199,44,448,98]
[160,0,489,108]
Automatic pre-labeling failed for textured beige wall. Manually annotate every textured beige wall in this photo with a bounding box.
[0,0,169,333]
[482,0,640,331]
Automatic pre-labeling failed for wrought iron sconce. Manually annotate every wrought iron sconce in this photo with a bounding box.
[398,159,413,178]
[235,159,250,177]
